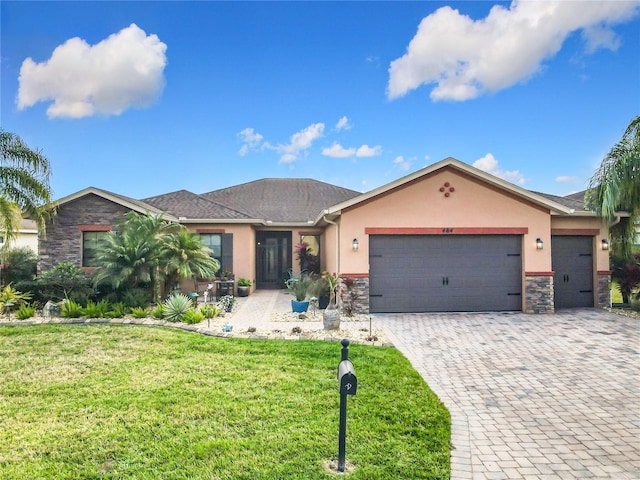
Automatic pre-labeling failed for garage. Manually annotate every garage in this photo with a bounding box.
[552,236,594,309]
[369,235,523,313]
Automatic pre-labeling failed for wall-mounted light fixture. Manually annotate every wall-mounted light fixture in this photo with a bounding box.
[352,238,359,251]
[536,238,544,250]
[601,239,609,251]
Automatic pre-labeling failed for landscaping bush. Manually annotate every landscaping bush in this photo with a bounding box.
[130,307,150,319]
[163,294,192,322]
[82,299,110,318]
[61,299,83,318]
[122,287,153,309]
[0,285,32,312]
[15,304,36,320]
[200,304,221,319]
[35,262,95,304]
[182,308,205,324]
[1,247,37,284]
[151,304,164,319]
[107,302,128,318]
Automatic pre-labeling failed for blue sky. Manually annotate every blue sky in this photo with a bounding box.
[2,1,639,201]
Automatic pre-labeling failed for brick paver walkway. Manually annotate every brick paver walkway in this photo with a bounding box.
[381,310,639,479]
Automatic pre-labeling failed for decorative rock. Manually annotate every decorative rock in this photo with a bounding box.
[42,301,61,318]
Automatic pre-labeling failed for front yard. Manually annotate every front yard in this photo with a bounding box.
[0,325,450,479]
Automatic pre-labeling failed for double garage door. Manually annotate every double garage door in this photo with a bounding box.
[369,235,522,313]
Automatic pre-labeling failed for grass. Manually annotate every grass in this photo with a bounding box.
[0,325,450,479]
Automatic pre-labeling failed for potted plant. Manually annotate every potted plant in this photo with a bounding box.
[322,272,340,330]
[308,274,330,309]
[287,274,310,313]
[237,278,252,297]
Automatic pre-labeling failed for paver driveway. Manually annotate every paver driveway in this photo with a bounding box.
[380,309,639,480]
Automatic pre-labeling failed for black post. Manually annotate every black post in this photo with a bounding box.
[338,338,349,472]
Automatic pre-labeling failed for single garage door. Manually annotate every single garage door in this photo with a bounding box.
[552,236,594,309]
[369,235,522,313]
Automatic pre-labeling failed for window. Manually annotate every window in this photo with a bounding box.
[200,234,222,260]
[82,231,108,267]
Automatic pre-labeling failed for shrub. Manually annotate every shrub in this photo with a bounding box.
[217,295,236,312]
[182,308,205,324]
[15,304,36,320]
[151,304,164,319]
[200,304,221,319]
[107,302,128,318]
[237,278,252,287]
[122,287,152,309]
[61,299,83,318]
[1,247,37,284]
[130,307,150,319]
[82,299,110,318]
[36,262,95,304]
[163,294,192,322]
[0,285,33,312]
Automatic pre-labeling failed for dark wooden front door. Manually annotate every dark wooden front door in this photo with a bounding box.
[256,231,292,289]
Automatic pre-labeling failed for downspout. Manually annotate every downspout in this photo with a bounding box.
[323,213,340,274]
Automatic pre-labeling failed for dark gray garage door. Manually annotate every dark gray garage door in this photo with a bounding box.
[369,235,522,313]
[552,236,594,309]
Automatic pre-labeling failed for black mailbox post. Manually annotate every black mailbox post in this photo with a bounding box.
[337,338,357,472]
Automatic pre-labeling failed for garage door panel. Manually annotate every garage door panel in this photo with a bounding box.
[552,236,594,309]
[370,235,522,313]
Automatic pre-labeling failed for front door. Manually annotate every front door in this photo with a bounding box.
[256,232,292,289]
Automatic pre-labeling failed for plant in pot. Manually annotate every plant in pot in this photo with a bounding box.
[237,278,252,297]
[322,271,340,330]
[308,273,330,309]
[287,274,310,313]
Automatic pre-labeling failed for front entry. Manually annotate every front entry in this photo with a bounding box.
[256,231,292,289]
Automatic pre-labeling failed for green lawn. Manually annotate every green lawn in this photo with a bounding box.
[0,325,450,479]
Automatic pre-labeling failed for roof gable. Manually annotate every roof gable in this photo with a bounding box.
[53,187,177,221]
[324,157,574,217]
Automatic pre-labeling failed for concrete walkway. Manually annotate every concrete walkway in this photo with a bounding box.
[381,310,640,480]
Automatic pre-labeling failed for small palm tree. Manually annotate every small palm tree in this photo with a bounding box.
[161,229,220,292]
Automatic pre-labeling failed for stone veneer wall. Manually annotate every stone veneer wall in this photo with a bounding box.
[339,276,370,315]
[39,194,130,272]
[524,275,555,314]
[597,273,611,309]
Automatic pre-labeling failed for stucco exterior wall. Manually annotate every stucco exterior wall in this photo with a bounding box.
[38,194,129,272]
[339,168,553,275]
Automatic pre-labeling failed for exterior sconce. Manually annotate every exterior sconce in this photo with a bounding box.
[352,238,359,251]
[601,239,609,251]
[536,238,544,250]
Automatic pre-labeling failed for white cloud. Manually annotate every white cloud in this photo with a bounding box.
[322,143,356,158]
[268,123,325,164]
[237,128,264,155]
[18,23,167,118]
[555,175,579,183]
[473,153,525,185]
[356,144,382,157]
[335,116,351,131]
[393,155,413,171]
[388,1,638,101]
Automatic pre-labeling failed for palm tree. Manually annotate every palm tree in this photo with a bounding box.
[92,211,173,299]
[0,129,53,251]
[161,229,220,293]
[587,115,640,258]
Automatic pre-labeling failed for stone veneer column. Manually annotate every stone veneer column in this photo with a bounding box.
[524,273,555,314]
[339,276,370,315]
[596,271,612,309]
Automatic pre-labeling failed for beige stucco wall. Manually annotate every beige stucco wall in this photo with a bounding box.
[339,168,555,274]
[2,219,38,253]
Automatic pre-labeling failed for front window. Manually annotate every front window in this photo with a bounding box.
[200,233,222,271]
[82,231,108,267]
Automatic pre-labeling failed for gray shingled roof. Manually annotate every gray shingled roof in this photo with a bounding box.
[142,190,254,220]
[531,189,589,212]
[201,179,361,223]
